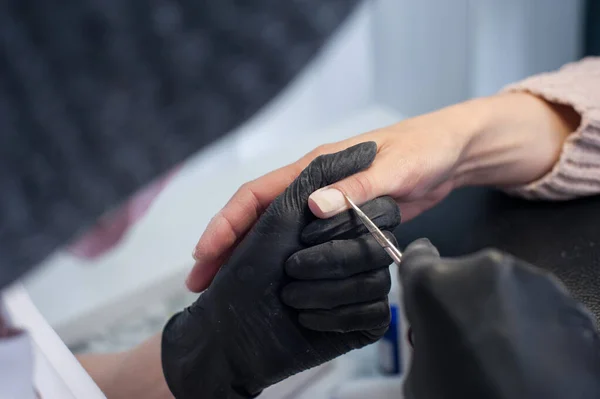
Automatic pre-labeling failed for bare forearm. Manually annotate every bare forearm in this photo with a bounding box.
[454,92,580,188]
[77,333,174,399]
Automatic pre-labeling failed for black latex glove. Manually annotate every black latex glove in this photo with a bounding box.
[283,195,400,331]
[162,142,401,399]
[401,238,600,399]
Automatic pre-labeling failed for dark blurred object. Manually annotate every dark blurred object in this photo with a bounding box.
[584,0,600,56]
[395,188,600,320]
[0,0,359,289]
[400,239,600,399]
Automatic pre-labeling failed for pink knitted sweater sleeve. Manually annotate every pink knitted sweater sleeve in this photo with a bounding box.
[501,56,600,200]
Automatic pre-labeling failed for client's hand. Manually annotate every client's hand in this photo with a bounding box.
[400,239,600,399]
[189,92,579,292]
[161,142,401,398]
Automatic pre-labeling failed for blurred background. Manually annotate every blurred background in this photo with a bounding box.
[19,0,598,397]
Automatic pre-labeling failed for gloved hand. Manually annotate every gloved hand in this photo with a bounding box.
[162,142,401,398]
[400,239,600,399]
[282,195,400,332]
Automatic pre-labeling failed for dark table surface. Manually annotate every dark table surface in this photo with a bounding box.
[394,187,600,320]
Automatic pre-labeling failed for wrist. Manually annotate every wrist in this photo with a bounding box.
[84,334,174,399]
[453,92,579,187]
[77,352,126,397]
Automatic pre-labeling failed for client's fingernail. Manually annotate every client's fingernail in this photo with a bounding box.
[309,188,346,216]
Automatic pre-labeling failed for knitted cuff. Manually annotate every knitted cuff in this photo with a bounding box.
[500,57,600,200]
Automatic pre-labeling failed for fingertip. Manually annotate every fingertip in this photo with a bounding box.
[298,300,391,333]
[384,230,399,248]
[192,222,221,262]
[185,264,209,292]
[192,246,201,261]
[284,252,303,279]
[410,237,433,247]
[192,212,240,268]
[298,312,332,332]
[389,197,402,226]
[399,238,440,281]
[279,285,295,307]
[185,257,225,292]
[308,188,348,219]
[404,238,439,258]
[297,312,313,330]
[307,196,327,219]
[185,273,201,292]
[185,277,206,293]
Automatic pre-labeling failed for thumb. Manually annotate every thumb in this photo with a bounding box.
[403,238,441,262]
[399,238,441,282]
[308,157,385,219]
[280,141,378,214]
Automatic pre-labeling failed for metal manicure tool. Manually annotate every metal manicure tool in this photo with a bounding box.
[343,193,403,265]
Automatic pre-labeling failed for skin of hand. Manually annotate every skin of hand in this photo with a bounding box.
[187,91,581,293]
[400,239,600,399]
[77,335,175,399]
[161,142,401,398]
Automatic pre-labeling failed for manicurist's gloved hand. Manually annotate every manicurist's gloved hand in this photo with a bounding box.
[162,142,401,399]
[281,195,400,332]
[400,239,600,399]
